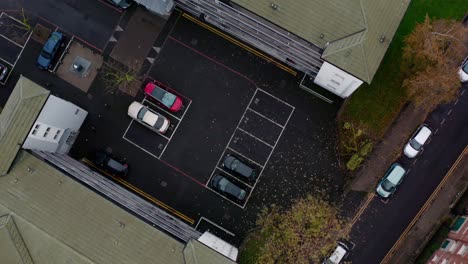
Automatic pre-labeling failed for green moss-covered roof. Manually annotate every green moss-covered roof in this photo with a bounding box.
[0,151,186,264]
[0,76,49,175]
[232,0,411,83]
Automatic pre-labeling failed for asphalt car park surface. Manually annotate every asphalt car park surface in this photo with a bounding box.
[0,0,122,51]
[0,7,344,246]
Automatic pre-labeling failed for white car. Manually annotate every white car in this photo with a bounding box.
[323,242,350,264]
[403,124,432,158]
[128,101,170,134]
[459,57,468,82]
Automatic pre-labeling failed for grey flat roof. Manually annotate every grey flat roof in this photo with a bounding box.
[232,0,411,82]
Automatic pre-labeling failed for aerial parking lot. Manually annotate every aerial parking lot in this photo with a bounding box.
[0,6,343,245]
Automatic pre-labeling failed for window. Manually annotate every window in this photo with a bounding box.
[31,124,40,135]
[451,217,466,232]
[441,239,453,250]
[457,244,468,256]
[53,130,61,140]
[43,127,51,137]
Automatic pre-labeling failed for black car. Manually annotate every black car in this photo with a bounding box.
[223,154,257,180]
[211,174,247,201]
[0,63,8,82]
[94,151,128,177]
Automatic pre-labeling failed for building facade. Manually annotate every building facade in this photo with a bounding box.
[22,95,87,154]
[140,0,411,99]
[428,215,468,263]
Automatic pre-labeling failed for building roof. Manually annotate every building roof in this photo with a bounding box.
[232,0,411,83]
[0,150,187,264]
[0,76,49,175]
[184,239,236,264]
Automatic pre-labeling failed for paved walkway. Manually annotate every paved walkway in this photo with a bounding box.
[387,147,468,263]
[349,103,426,192]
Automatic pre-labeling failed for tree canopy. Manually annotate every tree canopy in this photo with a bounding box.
[254,195,346,264]
[402,15,467,110]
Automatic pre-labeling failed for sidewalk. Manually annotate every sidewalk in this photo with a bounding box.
[386,147,468,263]
[349,103,426,192]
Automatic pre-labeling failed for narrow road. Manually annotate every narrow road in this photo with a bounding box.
[348,83,468,263]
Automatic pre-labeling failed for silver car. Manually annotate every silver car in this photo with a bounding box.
[376,163,406,198]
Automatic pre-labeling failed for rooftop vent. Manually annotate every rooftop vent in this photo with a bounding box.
[270,3,279,10]
[379,35,386,43]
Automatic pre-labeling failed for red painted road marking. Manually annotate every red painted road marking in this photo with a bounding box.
[159,158,206,187]
[168,36,258,89]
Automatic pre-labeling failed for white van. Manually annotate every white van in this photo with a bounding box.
[323,242,350,264]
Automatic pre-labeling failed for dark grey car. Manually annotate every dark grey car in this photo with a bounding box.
[223,154,257,180]
[211,174,247,200]
[94,151,128,177]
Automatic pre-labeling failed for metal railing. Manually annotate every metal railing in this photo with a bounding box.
[175,0,324,76]
[33,151,201,242]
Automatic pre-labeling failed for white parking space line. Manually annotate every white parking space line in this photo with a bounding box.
[195,216,236,237]
[0,57,13,67]
[159,100,192,158]
[205,89,259,188]
[143,97,182,121]
[205,183,245,209]
[122,136,161,160]
[0,29,32,85]
[237,127,274,148]
[215,166,254,188]
[0,34,23,48]
[257,88,295,109]
[242,103,295,207]
[247,108,284,128]
[226,147,265,168]
[122,119,169,159]
[206,88,295,208]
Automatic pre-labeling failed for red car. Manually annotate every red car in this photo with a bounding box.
[144,82,183,112]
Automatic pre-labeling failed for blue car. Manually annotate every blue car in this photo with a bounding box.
[37,32,63,70]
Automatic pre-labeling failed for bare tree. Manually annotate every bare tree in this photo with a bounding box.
[100,60,141,96]
[251,196,346,264]
[402,15,467,110]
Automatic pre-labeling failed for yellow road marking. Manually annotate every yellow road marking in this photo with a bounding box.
[81,158,195,225]
[380,146,468,263]
[346,192,375,235]
[182,13,297,76]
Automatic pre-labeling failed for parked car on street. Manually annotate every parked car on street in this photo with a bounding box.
[376,163,406,198]
[403,124,432,158]
[459,56,468,82]
[128,101,170,133]
[211,174,247,201]
[0,63,8,82]
[144,82,183,112]
[37,31,63,70]
[106,0,132,9]
[94,151,128,177]
[223,154,257,180]
[323,242,350,264]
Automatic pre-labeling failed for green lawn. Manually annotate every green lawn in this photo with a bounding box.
[340,0,467,139]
